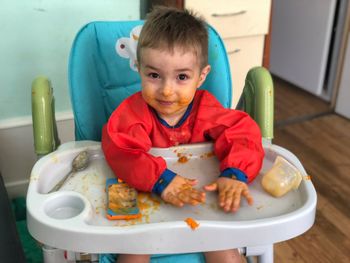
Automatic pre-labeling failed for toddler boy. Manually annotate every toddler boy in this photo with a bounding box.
[102,6,264,263]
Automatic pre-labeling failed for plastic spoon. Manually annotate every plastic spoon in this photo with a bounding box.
[48,151,89,193]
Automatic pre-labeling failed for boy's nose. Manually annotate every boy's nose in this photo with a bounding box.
[161,82,174,97]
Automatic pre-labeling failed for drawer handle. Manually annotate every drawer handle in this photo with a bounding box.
[212,10,247,17]
[227,49,241,54]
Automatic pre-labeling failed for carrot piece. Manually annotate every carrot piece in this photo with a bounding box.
[185,217,199,230]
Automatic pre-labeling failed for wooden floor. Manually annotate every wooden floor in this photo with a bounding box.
[270,77,350,262]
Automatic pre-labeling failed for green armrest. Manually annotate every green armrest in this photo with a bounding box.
[237,67,274,140]
[31,76,60,155]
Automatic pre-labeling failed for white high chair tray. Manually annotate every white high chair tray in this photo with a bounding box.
[27,141,316,254]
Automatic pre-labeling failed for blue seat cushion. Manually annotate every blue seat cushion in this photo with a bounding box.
[99,252,205,263]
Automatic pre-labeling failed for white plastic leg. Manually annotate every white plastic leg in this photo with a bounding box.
[245,244,274,263]
[257,245,273,263]
[42,245,67,263]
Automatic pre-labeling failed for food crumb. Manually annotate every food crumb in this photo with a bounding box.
[178,155,189,163]
[185,217,199,230]
[304,175,311,181]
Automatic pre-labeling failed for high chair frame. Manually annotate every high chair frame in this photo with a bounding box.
[28,21,316,263]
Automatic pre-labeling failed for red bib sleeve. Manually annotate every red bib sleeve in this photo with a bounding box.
[195,91,264,183]
[101,93,167,192]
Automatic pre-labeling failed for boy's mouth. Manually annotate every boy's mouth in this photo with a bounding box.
[157,100,174,106]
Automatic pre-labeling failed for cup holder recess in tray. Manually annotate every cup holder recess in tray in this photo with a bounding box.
[44,194,86,220]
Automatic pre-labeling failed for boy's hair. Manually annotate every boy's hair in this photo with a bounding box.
[137,6,208,69]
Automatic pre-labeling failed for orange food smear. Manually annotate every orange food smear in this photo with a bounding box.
[185,217,199,230]
[304,175,312,181]
[200,151,215,159]
[137,193,161,211]
[178,155,189,163]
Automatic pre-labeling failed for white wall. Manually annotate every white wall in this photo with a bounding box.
[0,115,75,198]
[0,0,140,120]
[0,0,140,198]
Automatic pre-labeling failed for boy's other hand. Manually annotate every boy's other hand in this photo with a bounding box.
[203,177,253,212]
[161,175,206,207]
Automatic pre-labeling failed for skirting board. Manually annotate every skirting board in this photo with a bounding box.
[0,113,74,199]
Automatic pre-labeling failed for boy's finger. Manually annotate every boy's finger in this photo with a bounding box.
[218,190,226,207]
[223,191,234,212]
[219,189,231,208]
[231,190,242,212]
[203,182,218,192]
[165,192,184,207]
[178,189,205,204]
[178,191,195,204]
[185,178,198,186]
[189,190,206,203]
[242,189,254,205]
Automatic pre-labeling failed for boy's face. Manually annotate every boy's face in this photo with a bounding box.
[138,47,210,125]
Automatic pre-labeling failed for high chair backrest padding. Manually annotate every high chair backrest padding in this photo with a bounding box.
[69,21,232,141]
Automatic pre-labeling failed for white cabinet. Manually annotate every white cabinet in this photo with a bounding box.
[335,34,350,119]
[270,0,337,99]
[185,0,272,108]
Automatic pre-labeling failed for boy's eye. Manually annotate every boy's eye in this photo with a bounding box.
[178,74,188,81]
[148,72,160,79]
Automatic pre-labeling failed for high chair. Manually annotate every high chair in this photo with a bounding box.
[28,21,317,263]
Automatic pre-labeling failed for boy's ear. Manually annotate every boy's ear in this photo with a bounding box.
[197,65,211,88]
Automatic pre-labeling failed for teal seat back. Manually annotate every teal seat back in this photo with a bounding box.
[69,21,232,141]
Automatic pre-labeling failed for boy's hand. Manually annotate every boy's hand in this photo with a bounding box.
[204,177,253,212]
[161,175,206,207]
